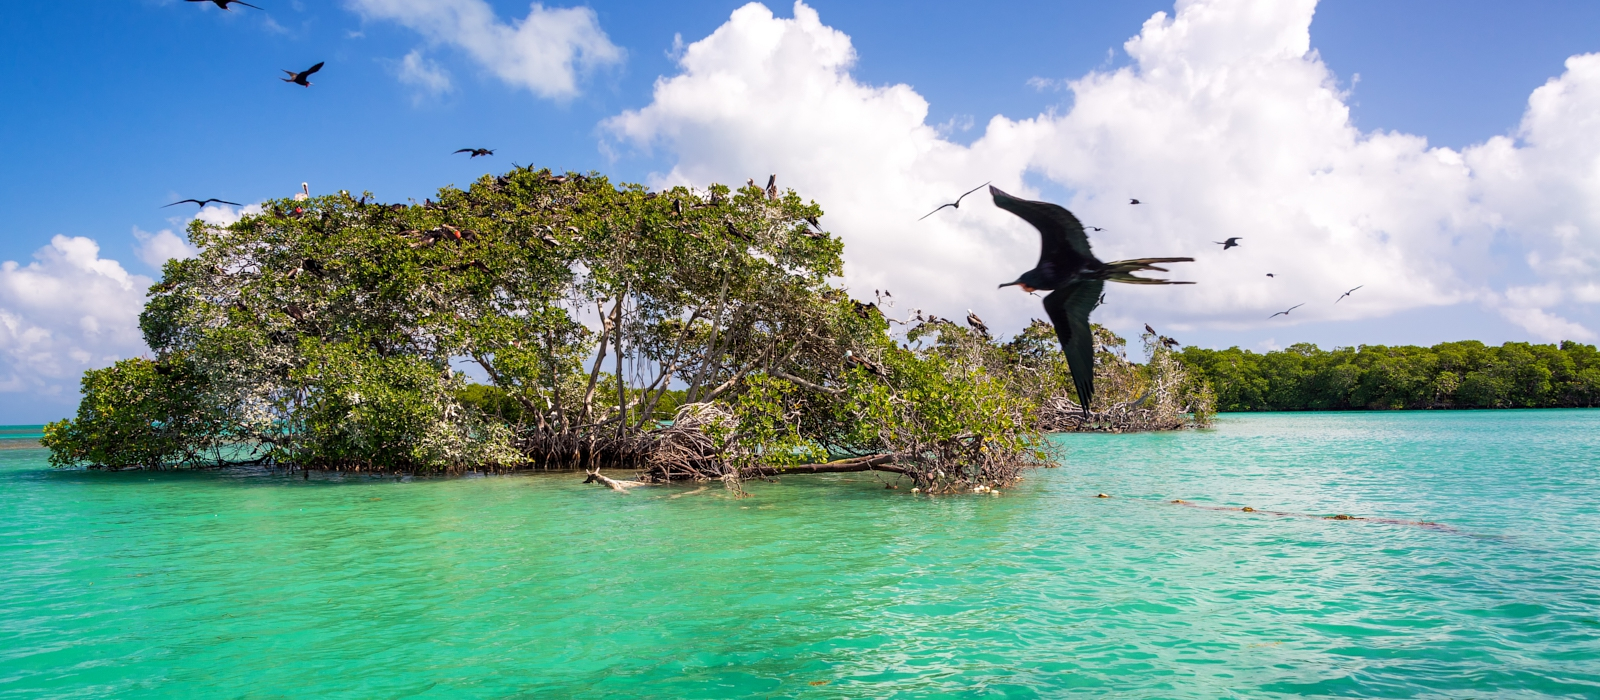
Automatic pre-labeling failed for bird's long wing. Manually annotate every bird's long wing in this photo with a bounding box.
[916,203,955,221]
[951,181,989,206]
[990,186,1096,273]
[1042,280,1104,413]
[454,149,473,154]
[231,0,263,9]
[304,62,324,75]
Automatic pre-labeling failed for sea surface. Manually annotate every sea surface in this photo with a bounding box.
[2,411,1598,698]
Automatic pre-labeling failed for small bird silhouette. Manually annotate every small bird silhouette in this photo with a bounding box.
[164,198,241,209]
[966,310,990,339]
[1214,237,1242,250]
[1336,285,1364,303]
[1266,273,1275,278]
[186,0,261,9]
[1144,323,1157,336]
[918,182,990,221]
[453,148,494,158]
[1269,303,1305,319]
[281,62,323,87]
[992,186,1193,416]
[1087,226,1104,232]
[1129,198,1142,205]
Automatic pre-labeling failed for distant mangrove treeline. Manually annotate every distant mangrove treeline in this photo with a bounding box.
[1178,340,1600,411]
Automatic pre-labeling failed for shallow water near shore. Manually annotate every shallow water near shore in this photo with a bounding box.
[3,411,1598,698]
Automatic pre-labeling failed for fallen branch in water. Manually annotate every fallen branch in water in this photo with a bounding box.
[737,454,905,478]
[582,469,654,493]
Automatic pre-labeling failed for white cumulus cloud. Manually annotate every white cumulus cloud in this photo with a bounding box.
[604,0,1600,342]
[0,236,152,395]
[133,228,200,269]
[349,0,623,99]
[398,49,454,99]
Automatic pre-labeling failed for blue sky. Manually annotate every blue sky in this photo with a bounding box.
[2,0,1599,422]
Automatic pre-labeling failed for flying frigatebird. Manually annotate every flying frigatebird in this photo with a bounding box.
[1214,237,1242,250]
[281,62,323,87]
[1269,303,1305,319]
[918,182,989,221]
[1336,285,1363,303]
[186,0,262,9]
[164,198,241,209]
[992,186,1193,417]
[454,148,494,158]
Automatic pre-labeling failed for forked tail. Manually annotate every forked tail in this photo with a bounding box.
[1098,257,1195,285]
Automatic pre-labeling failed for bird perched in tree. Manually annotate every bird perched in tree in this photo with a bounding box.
[1336,285,1363,303]
[1129,198,1142,205]
[1269,303,1305,319]
[851,300,879,320]
[844,350,887,378]
[454,148,494,158]
[164,198,241,209]
[992,186,1193,417]
[1144,323,1157,336]
[1214,237,1242,250]
[765,174,778,201]
[186,0,261,10]
[281,62,323,87]
[917,182,989,221]
[966,310,990,339]
[294,183,309,201]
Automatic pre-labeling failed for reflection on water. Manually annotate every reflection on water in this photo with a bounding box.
[1,411,1597,698]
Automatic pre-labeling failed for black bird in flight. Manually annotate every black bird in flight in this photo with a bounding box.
[918,182,989,221]
[1269,303,1305,319]
[1129,198,1142,205]
[281,62,323,87]
[1266,273,1275,278]
[1087,226,1104,232]
[454,148,494,158]
[992,186,1193,416]
[164,198,241,209]
[1336,285,1363,303]
[1214,237,1242,250]
[187,0,262,9]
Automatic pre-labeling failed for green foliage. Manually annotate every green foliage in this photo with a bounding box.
[41,358,234,469]
[1179,340,1600,411]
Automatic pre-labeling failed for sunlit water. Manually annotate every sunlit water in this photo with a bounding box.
[3,412,1598,698]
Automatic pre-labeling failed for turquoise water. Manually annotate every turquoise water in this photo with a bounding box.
[3,411,1598,698]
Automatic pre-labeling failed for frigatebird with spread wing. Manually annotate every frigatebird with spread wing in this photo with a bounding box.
[992,186,1193,417]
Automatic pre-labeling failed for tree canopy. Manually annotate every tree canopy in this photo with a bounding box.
[42,166,1210,491]
[1179,340,1600,411]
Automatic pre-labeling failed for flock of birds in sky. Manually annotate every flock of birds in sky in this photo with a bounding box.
[163,0,1367,418]
[164,0,498,213]
[921,184,1364,415]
